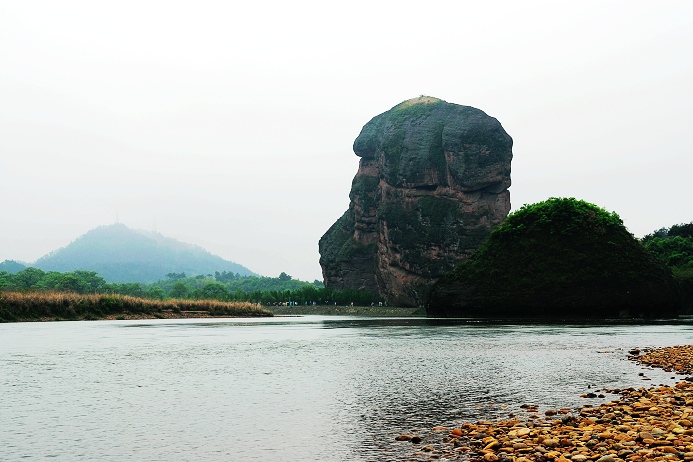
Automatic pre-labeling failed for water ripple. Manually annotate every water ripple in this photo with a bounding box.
[1,317,692,461]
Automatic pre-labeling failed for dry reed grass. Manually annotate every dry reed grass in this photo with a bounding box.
[0,291,272,322]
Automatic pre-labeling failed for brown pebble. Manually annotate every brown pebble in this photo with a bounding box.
[409,345,693,462]
[544,438,559,447]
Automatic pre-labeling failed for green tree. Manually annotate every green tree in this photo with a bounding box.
[199,282,229,301]
[0,271,19,290]
[146,286,165,300]
[166,272,186,280]
[169,282,189,299]
[71,271,106,293]
[34,271,63,291]
[214,271,237,282]
[56,274,85,293]
[15,268,46,289]
[670,223,693,239]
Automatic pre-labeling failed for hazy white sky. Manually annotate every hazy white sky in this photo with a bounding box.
[1,1,692,282]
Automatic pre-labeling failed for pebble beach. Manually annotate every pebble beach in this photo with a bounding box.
[400,344,693,462]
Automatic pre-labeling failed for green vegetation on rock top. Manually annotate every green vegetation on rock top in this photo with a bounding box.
[494,197,623,238]
[393,96,443,109]
[352,96,448,160]
[387,97,445,126]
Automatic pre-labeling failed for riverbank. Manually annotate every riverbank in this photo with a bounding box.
[0,290,423,322]
[403,344,693,461]
[266,304,425,316]
[0,291,273,322]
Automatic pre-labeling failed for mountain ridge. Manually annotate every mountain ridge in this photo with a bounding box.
[29,223,256,283]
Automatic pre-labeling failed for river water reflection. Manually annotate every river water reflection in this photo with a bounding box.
[2,316,693,461]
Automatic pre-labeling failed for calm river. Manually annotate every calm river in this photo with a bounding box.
[2,316,692,461]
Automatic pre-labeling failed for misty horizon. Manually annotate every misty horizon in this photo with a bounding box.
[2,1,692,282]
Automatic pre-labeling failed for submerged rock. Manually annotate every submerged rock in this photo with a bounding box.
[427,197,683,318]
[319,96,513,307]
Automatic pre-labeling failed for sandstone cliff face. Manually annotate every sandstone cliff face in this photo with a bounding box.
[319,97,513,307]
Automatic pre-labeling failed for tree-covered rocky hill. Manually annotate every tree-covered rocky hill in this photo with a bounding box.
[0,260,26,273]
[28,223,256,283]
[642,222,693,270]
[642,222,693,312]
[427,198,683,318]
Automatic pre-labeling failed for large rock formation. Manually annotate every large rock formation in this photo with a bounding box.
[427,198,683,318]
[319,97,513,306]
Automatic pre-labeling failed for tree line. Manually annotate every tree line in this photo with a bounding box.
[642,221,693,312]
[642,222,693,273]
[0,268,383,306]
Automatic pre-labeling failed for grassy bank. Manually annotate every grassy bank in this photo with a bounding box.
[0,291,273,322]
[267,304,425,316]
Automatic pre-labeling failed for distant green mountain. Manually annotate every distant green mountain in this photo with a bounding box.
[32,223,257,283]
[0,260,27,274]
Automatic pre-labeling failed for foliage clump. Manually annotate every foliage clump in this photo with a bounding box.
[641,222,693,312]
[427,198,682,318]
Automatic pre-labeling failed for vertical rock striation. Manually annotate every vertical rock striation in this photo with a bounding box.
[319,97,513,306]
